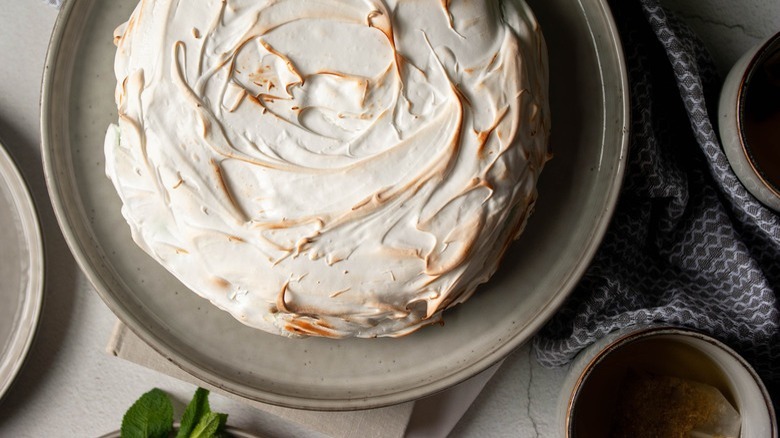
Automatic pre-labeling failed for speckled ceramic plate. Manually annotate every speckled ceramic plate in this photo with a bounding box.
[42,0,628,409]
[0,137,44,402]
[98,425,262,438]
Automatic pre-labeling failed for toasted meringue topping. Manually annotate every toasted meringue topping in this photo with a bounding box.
[106,0,550,338]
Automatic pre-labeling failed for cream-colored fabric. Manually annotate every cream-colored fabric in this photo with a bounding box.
[106,321,413,438]
[106,320,499,437]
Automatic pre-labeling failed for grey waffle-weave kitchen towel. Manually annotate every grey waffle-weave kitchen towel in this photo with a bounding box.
[534,0,780,398]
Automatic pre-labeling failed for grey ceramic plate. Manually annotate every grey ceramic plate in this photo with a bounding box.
[41,0,628,410]
[0,137,44,402]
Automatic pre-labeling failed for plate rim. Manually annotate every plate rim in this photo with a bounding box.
[40,0,629,410]
[0,136,45,403]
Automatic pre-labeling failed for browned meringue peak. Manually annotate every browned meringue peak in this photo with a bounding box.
[105,0,550,338]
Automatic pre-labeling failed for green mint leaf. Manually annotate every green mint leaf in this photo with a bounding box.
[189,412,228,438]
[120,388,174,438]
[176,387,211,438]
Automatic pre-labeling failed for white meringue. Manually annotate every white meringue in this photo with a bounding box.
[105,0,550,338]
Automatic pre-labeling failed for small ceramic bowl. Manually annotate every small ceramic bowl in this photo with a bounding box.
[719,31,780,212]
[98,425,261,438]
[558,326,777,437]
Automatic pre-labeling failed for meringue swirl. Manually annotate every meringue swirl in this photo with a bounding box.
[105,0,550,338]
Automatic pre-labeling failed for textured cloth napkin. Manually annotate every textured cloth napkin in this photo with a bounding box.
[534,0,780,400]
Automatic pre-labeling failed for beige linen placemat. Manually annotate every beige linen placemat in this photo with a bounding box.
[106,321,413,438]
[107,321,499,437]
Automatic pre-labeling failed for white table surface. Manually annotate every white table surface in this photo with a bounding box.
[0,1,777,436]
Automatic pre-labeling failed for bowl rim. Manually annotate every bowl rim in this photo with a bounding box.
[96,424,262,438]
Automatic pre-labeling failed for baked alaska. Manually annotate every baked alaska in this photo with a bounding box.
[105,0,550,338]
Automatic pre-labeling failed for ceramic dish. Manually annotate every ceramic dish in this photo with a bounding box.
[0,137,44,402]
[98,425,262,438]
[559,326,777,437]
[41,0,628,409]
[719,31,780,212]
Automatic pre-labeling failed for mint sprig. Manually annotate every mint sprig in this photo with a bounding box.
[190,412,229,438]
[121,387,228,438]
[176,387,228,438]
[121,388,174,438]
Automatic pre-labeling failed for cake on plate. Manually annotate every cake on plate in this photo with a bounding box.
[105,0,550,338]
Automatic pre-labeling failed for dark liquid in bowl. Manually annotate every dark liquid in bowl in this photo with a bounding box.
[742,47,780,192]
[570,338,735,438]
